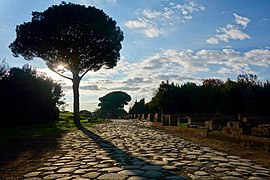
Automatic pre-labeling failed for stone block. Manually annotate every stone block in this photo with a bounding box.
[252,127,270,136]
[154,113,161,123]
[205,120,214,130]
[170,115,179,126]
[141,114,147,120]
[242,117,270,126]
[163,115,170,126]
[146,114,154,122]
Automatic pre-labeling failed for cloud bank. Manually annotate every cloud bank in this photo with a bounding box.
[42,47,269,111]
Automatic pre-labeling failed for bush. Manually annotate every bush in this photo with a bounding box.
[0,64,64,127]
[57,112,76,128]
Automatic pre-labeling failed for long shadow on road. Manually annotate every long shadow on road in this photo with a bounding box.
[0,131,64,179]
[77,121,186,179]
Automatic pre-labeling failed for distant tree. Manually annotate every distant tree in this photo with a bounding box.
[237,74,258,85]
[147,81,174,114]
[129,98,148,114]
[203,78,224,87]
[0,60,9,79]
[201,79,224,113]
[98,91,131,118]
[80,110,92,119]
[9,2,124,127]
[0,64,65,126]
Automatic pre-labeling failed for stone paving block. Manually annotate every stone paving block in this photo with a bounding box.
[253,172,270,177]
[162,165,178,171]
[57,167,77,173]
[43,174,69,180]
[23,171,41,178]
[127,176,147,180]
[165,176,187,180]
[98,167,124,172]
[56,177,72,180]
[214,167,230,172]
[82,172,100,179]
[118,169,145,176]
[248,177,267,180]
[74,169,89,174]
[218,163,234,168]
[141,165,162,171]
[98,173,128,180]
[220,176,244,180]
[194,171,209,176]
[143,170,165,179]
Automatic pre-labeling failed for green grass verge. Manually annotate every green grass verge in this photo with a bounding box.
[178,123,188,128]
[0,112,109,144]
[0,122,66,144]
[81,118,110,127]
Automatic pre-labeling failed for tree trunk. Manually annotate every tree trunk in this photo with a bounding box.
[72,72,81,128]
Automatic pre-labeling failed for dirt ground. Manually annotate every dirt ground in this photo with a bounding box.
[0,124,270,179]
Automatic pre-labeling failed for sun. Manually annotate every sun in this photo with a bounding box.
[57,64,65,70]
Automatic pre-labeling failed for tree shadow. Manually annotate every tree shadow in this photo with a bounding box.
[0,124,66,179]
[77,122,185,179]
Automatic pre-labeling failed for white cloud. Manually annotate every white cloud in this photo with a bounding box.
[221,25,250,40]
[206,37,220,45]
[233,13,250,28]
[260,17,269,22]
[75,0,116,6]
[162,49,209,73]
[75,0,97,6]
[218,67,236,75]
[207,14,251,44]
[173,0,205,20]
[144,27,163,38]
[107,0,117,4]
[124,18,164,38]
[196,48,270,74]
[124,0,205,38]
[142,9,161,19]
[244,49,270,67]
[124,18,147,29]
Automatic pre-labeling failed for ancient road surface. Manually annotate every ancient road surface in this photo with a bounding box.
[24,120,270,180]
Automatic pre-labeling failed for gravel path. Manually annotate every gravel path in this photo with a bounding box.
[23,119,270,180]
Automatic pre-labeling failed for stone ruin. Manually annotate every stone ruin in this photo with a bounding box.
[125,113,270,137]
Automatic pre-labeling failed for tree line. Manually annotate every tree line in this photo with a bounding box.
[130,74,270,116]
[0,61,65,126]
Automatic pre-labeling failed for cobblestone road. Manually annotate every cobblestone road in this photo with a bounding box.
[23,120,270,180]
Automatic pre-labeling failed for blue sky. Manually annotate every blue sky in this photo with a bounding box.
[0,0,270,112]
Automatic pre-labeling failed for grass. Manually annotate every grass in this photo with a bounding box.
[178,123,188,128]
[0,122,66,144]
[81,118,110,127]
[0,111,108,144]
[57,111,77,129]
